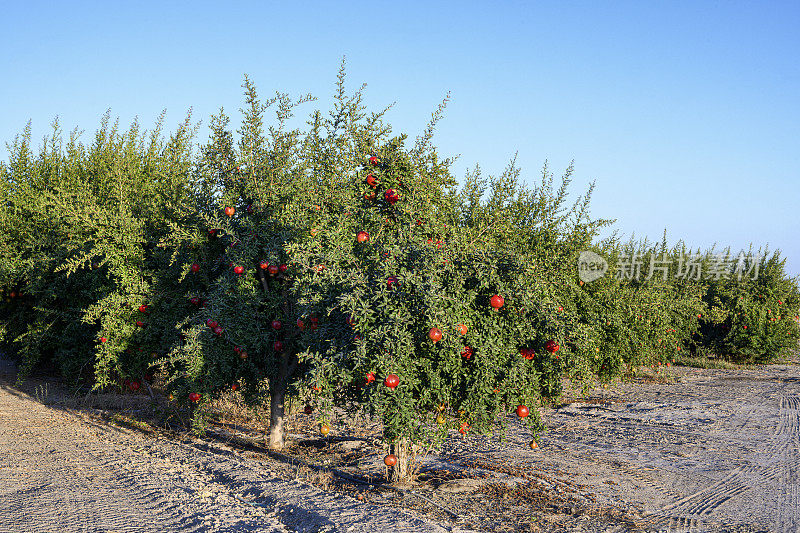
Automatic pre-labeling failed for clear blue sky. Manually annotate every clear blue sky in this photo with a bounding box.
[2,1,798,276]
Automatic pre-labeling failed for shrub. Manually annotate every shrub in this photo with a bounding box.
[0,112,201,389]
[700,250,800,362]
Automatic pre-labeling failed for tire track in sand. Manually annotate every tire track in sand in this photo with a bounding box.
[774,395,800,533]
[0,378,460,533]
[645,392,800,532]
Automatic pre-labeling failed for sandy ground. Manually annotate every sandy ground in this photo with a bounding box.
[437,363,799,532]
[0,356,471,533]
[1,352,798,533]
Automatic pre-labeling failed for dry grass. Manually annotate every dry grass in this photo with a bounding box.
[623,364,679,383]
[673,354,742,369]
[204,389,272,430]
[296,464,336,490]
[61,391,158,411]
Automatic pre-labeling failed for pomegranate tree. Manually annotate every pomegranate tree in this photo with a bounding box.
[288,138,569,481]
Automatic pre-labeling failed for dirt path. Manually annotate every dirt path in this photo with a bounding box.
[0,360,469,533]
[440,363,800,532]
[2,353,799,533]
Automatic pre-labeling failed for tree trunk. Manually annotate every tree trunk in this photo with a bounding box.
[262,274,297,451]
[268,382,286,450]
[267,347,296,450]
[388,437,416,483]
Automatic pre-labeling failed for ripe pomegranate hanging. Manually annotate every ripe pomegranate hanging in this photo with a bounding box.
[490,294,504,309]
[384,189,400,205]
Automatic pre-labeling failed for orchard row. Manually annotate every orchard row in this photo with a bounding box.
[2,71,798,480]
